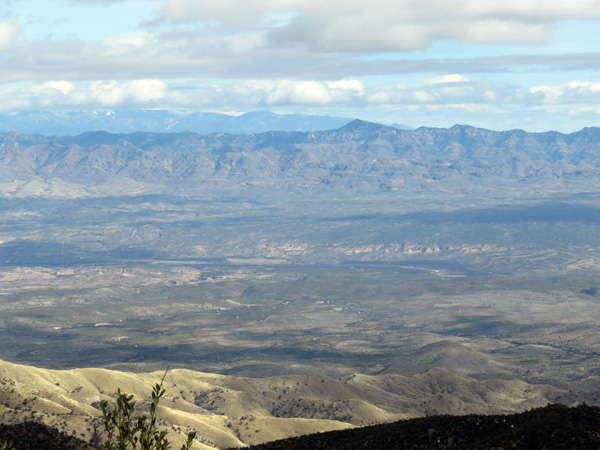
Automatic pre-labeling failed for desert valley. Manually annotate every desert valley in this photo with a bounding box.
[1,119,600,447]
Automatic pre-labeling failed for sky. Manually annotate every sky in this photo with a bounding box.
[1,0,600,132]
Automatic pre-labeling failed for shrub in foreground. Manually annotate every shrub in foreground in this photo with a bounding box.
[95,370,195,450]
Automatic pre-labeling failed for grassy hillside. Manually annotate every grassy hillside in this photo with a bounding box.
[0,359,576,449]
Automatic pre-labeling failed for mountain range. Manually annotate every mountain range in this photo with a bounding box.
[0,110,359,137]
[1,120,600,197]
[2,119,600,448]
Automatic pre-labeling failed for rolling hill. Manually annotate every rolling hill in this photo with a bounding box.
[0,353,577,449]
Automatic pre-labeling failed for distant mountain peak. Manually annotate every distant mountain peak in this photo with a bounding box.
[449,124,476,131]
[3,124,600,196]
[0,109,354,136]
[336,119,393,133]
[448,124,493,134]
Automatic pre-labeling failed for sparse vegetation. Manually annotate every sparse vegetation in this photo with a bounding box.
[230,404,600,450]
[3,127,600,448]
[95,369,196,450]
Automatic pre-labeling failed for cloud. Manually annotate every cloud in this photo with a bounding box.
[1,75,598,132]
[41,81,76,95]
[365,75,523,107]
[229,76,523,110]
[66,0,143,3]
[568,106,600,116]
[422,74,471,85]
[87,79,168,105]
[157,0,300,26]
[155,0,600,52]
[0,0,598,133]
[0,79,168,113]
[238,79,365,106]
[0,21,20,51]
[0,18,599,86]
[530,81,600,104]
[0,75,525,114]
[0,77,367,113]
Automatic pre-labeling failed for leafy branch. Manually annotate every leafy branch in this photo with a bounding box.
[95,368,196,450]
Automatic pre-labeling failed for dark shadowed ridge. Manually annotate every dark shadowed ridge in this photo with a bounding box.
[0,422,94,450]
[231,404,600,450]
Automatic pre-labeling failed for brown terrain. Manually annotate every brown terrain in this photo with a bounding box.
[0,357,595,449]
[2,404,599,450]
[233,404,600,450]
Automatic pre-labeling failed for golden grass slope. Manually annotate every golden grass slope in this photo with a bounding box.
[0,355,565,449]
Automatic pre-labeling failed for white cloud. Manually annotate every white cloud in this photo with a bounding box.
[87,79,168,105]
[0,75,578,114]
[423,74,471,85]
[366,76,517,106]
[0,0,599,132]
[102,32,158,53]
[67,0,142,3]
[0,21,20,51]
[0,77,365,113]
[464,0,600,20]
[157,0,301,25]
[155,0,600,52]
[0,21,599,87]
[42,81,76,95]
[530,81,600,103]
[327,80,364,93]
[568,106,600,116]
[0,79,168,113]
[0,74,599,133]
[1,75,599,132]
[238,79,366,107]
[566,81,600,92]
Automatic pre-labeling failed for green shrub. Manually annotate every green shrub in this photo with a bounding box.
[95,369,195,450]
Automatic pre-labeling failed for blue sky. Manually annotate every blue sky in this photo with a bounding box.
[1,0,600,132]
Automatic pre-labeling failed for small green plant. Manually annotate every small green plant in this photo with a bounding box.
[96,369,196,450]
[0,441,13,450]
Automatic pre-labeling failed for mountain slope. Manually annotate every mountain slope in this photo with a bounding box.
[0,358,572,449]
[1,122,600,197]
[0,422,94,450]
[233,404,600,450]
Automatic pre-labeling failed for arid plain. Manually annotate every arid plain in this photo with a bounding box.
[1,124,600,447]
